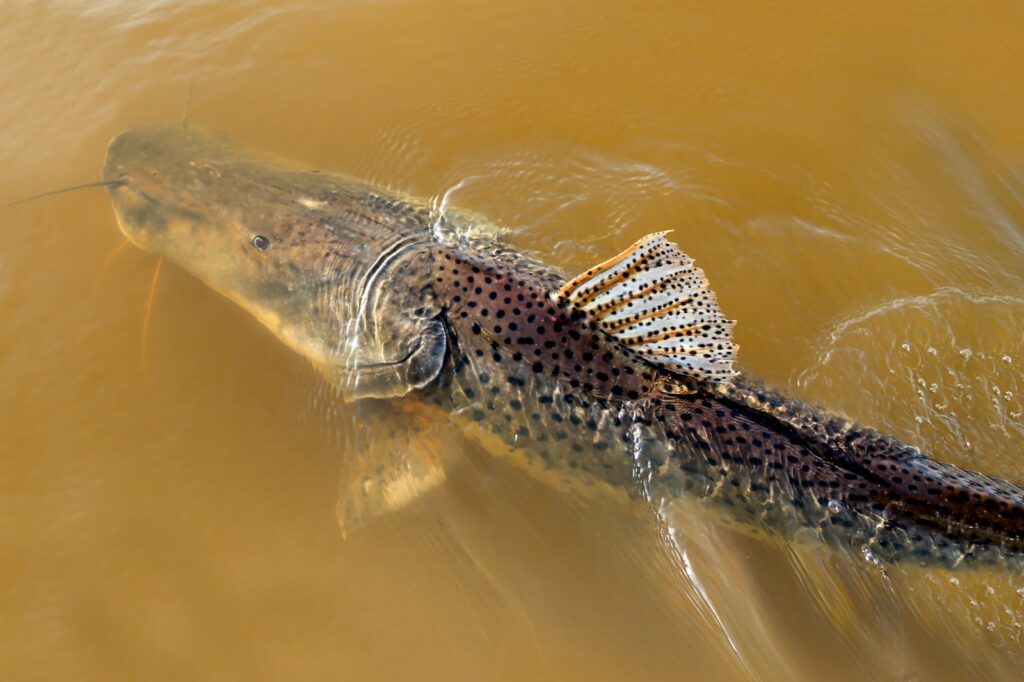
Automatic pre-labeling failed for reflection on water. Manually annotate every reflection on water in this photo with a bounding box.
[3,1,1024,679]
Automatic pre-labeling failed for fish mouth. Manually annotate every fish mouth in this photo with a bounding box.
[102,140,149,247]
[100,133,133,191]
[103,178,159,249]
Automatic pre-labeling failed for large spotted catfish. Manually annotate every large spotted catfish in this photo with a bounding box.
[103,125,1024,568]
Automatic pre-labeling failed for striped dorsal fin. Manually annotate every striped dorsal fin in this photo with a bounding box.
[554,231,737,383]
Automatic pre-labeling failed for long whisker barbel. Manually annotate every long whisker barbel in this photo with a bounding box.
[2,179,125,209]
[182,73,196,129]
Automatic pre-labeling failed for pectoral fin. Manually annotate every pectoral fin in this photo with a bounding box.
[336,399,459,537]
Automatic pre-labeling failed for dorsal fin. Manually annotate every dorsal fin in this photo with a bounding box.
[554,231,737,383]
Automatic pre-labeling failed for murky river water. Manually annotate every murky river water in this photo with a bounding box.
[3,1,1024,680]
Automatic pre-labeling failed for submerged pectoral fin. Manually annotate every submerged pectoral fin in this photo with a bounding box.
[555,231,738,383]
[324,296,453,533]
[336,399,460,537]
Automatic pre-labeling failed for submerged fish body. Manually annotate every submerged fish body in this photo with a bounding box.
[104,125,1024,569]
[421,239,1024,568]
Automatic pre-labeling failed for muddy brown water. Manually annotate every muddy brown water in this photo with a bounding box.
[3,1,1024,680]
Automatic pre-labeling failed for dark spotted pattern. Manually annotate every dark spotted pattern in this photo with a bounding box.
[421,240,1024,569]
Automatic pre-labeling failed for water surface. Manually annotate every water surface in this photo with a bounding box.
[3,1,1024,679]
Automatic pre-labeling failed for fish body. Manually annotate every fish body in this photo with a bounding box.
[103,125,1024,568]
[408,238,1024,567]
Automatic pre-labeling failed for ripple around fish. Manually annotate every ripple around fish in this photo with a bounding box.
[797,287,1024,480]
[655,499,804,679]
[419,147,724,271]
[655,480,1024,666]
[842,100,1024,292]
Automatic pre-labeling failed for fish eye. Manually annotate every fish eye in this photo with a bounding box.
[252,235,271,251]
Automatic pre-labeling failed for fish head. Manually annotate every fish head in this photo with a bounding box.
[103,124,446,399]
